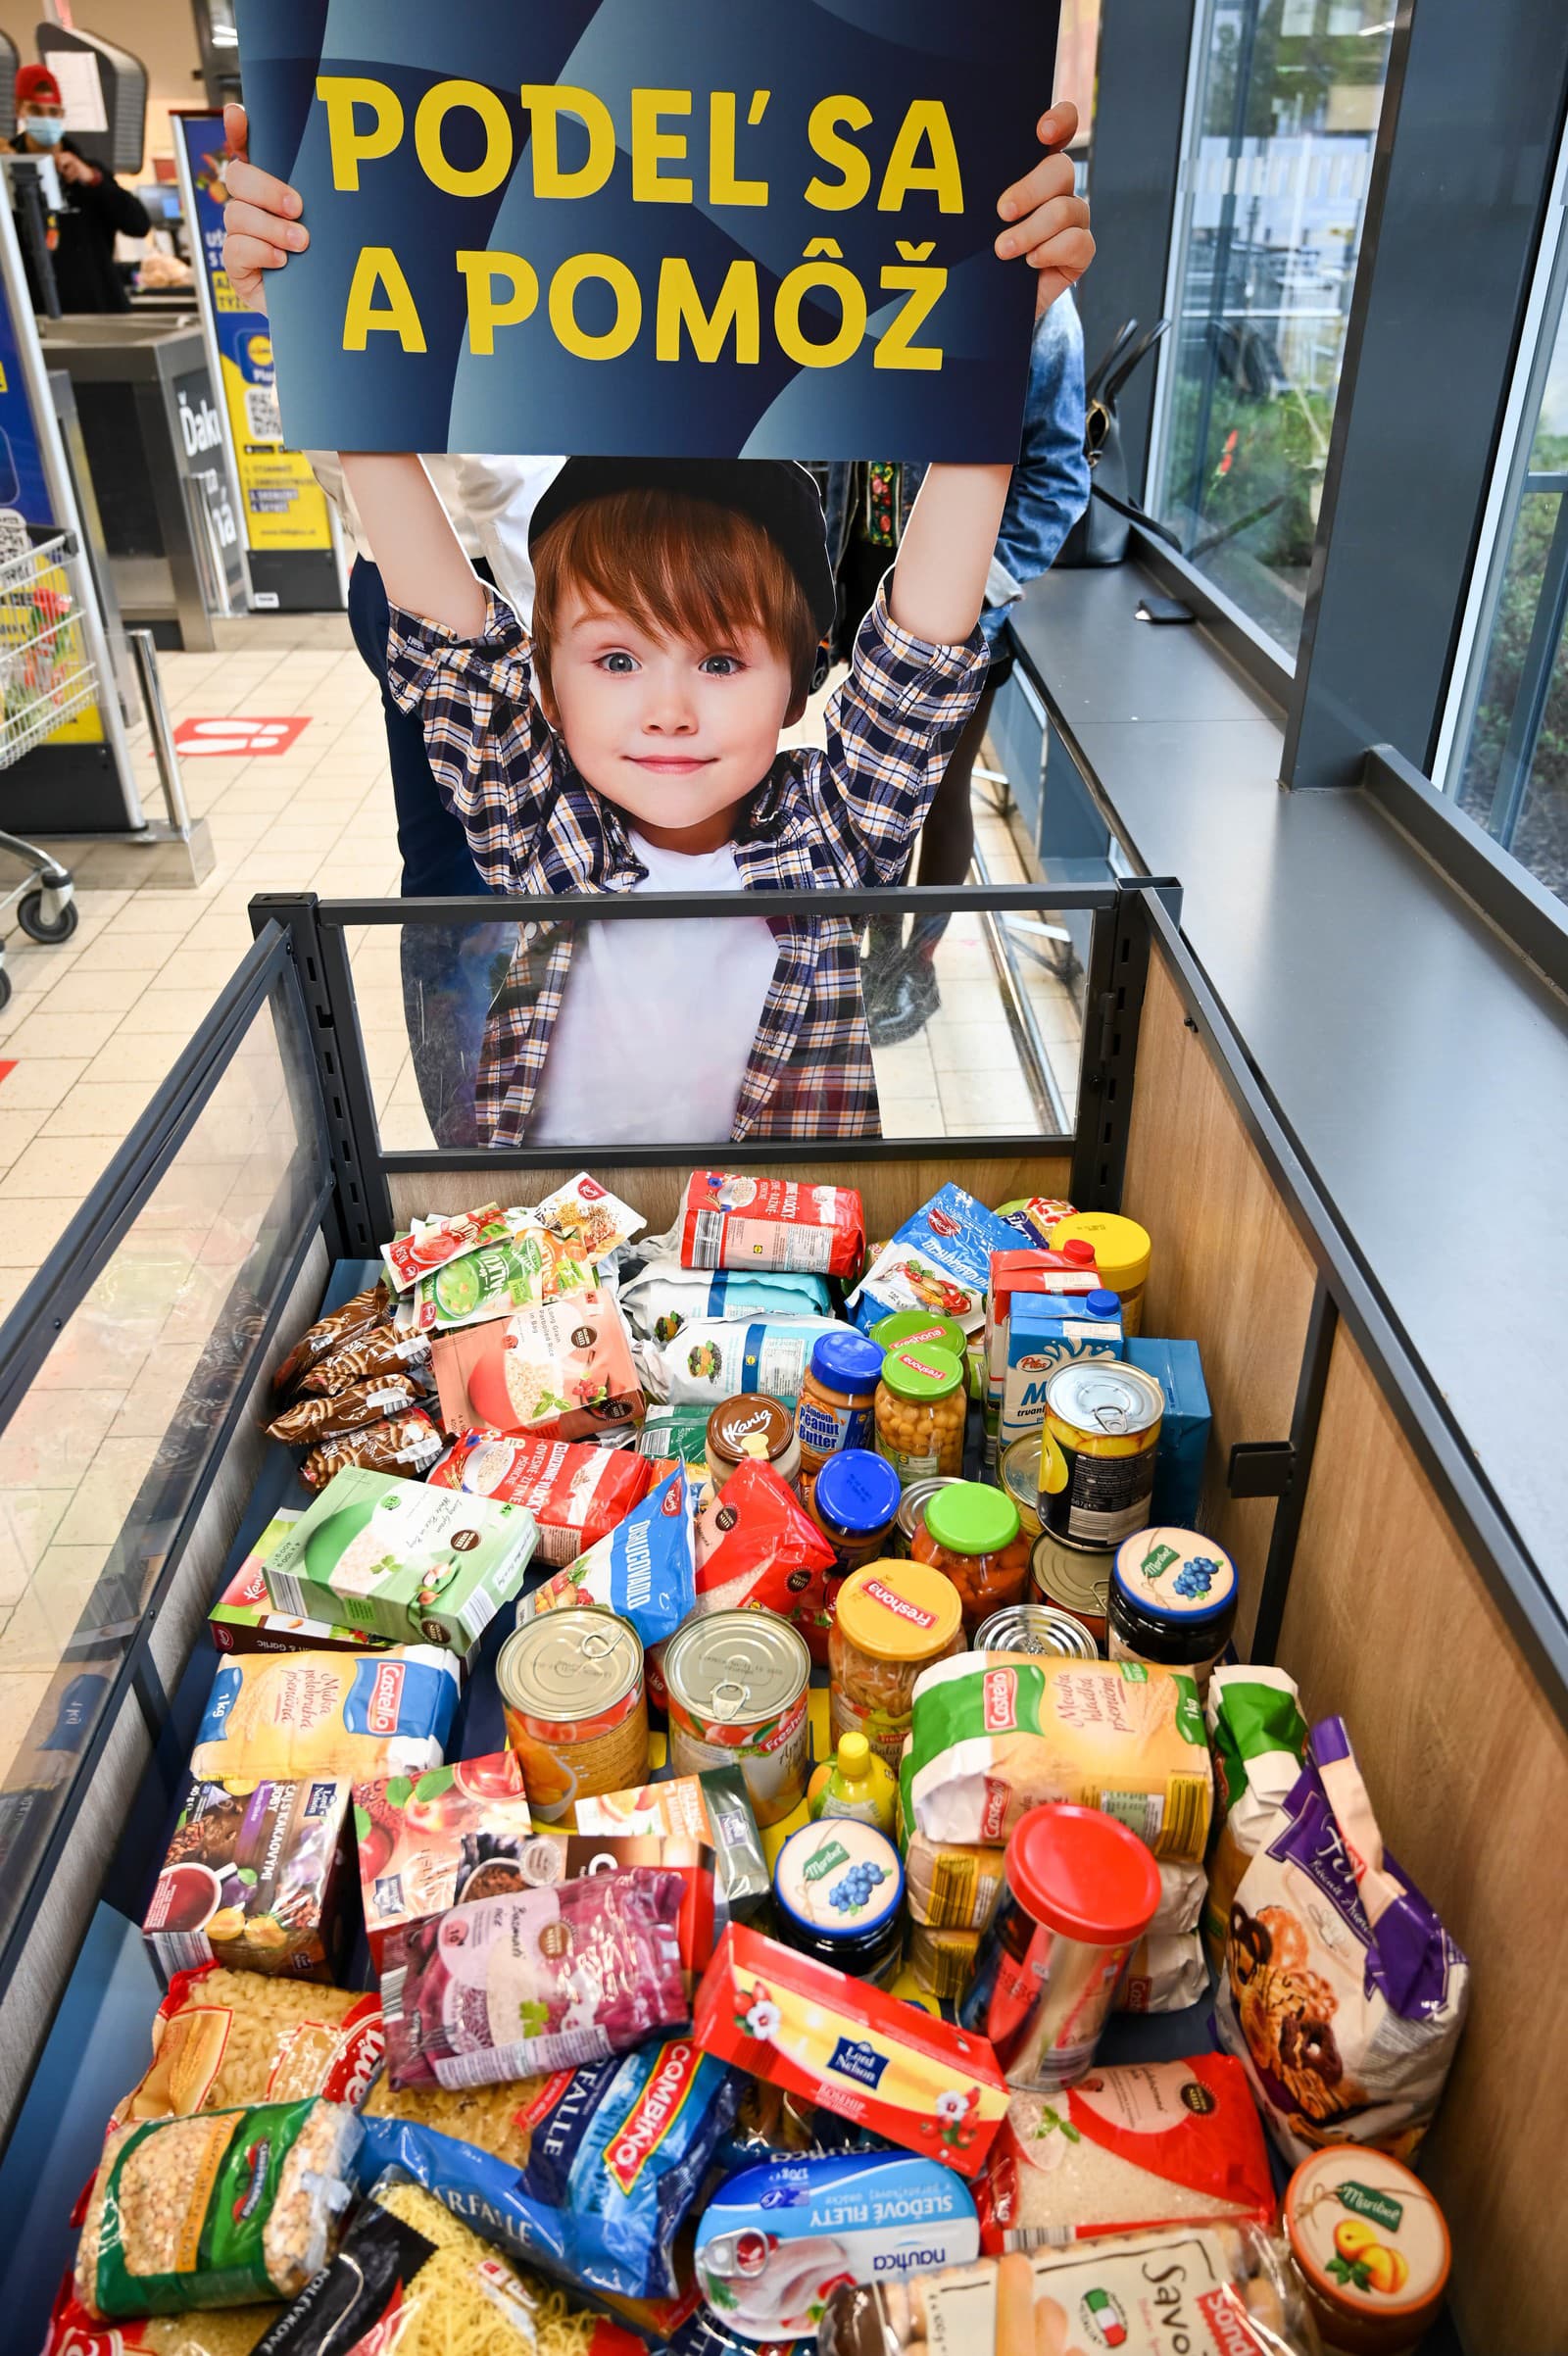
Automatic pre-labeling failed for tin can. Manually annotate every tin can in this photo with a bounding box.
[998,1432,1045,1541]
[497,1608,648,1827]
[958,1802,1161,2092]
[1029,1528,1113,1650]
[972,1602,1099,1661]
[892,1473,966,1554]
[662,1608,810,1828]
[1040,1362,1164,1549]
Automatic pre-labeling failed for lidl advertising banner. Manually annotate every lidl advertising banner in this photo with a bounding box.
[0,270,53,532]
[174,108,334,557]
[233,0,1059,460]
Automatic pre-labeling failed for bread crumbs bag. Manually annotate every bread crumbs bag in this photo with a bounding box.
[1215,1716,1469,2164]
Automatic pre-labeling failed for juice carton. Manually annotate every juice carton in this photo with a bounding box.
[997,1290,1122,1454]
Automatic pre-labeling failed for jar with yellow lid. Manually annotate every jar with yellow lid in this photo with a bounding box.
[874,1345,965,1487]
[828,1559,964,1768]
[1047,1211,1152,1335]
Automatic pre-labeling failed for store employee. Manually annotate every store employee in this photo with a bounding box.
[4,63,149,313]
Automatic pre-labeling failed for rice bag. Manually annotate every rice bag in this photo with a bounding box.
[426,1429,653,1562]
[299,1324,431,1395]
[266,1374,423,1446]
[381,1869,690,2091]
[694,1457,838,1662]
[381,1203,507,1293]
[253,2173,646,2356]
[74,2100,360,2318]
[976,2057,1275,2252]
[680,1173,864,1280]
[517,1463,697,1646]
[1203,1663,1308,1967]
[1216,1716,1469,2164]
[363,2037,742,2301]
[905,1655,1213,1861]
[43,2284,283,2356]
[619,1257,834,1343]
[118,1966,384,2125]
[188,1648,460,1788]
[431,1287,644,1441]
[848,1185,1018,1336]
[300,1410,445,1491]
[641,1316,846,1408]
[272,1283,389,1396]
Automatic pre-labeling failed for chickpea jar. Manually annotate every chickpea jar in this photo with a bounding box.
[874,1345,966,1488]
[912,1479,1030,1636]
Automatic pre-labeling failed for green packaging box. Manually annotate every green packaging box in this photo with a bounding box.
[262,1465,537,1648]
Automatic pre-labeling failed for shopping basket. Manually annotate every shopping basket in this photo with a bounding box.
[0,529,86,1006]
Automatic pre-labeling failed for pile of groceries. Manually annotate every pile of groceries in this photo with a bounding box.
[50,1173,1472,2356]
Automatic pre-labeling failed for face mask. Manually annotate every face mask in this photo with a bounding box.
[22,115,66,147]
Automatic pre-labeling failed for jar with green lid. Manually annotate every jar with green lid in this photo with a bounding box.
[873,1344,965,1487]
[867,1308,968,1361]
[911,1479,1029,1635]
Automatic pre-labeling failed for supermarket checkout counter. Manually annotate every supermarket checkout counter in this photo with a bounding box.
[36,310,246,648]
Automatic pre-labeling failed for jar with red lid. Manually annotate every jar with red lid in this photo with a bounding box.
[911,1480,1030,1635]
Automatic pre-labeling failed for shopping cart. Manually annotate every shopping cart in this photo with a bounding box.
[0,529,87,1007]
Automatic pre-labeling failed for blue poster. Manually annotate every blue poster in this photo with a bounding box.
[233,0,1059,460]
[0,264,53,528]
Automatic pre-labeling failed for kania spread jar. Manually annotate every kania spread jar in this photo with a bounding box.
[771,1818,905,1985]
[707,1393,801,1494]
[795,1330,886,1487]
[1110,1526,1239,1698]
[910,1480,1030,1635]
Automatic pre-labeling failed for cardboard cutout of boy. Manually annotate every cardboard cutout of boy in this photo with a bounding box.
[222,103,1092,1146]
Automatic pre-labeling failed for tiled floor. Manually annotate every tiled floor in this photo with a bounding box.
[0,614,1083,1784]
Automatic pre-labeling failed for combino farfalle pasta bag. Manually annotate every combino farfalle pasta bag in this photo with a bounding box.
[1215,1715,1469,2165]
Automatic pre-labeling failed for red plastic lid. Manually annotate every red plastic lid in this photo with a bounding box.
[1004,1802,1161,1945]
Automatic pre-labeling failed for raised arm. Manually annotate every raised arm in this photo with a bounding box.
[889,101,1093,648]
[340,453,489,638]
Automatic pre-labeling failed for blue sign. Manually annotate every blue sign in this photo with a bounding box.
[0,259,53,527]
[233,0,1059,460]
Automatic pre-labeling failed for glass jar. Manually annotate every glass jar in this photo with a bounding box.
[874,1345,965,1487]
[867,1308,968,1362]
[1109,1526,1238,1699]
[808,1448,902,1579]
[706,1393,801,1493]
[795,1330,885,1483]
[828,1559,964,1768]
[912,1480,1030,1635]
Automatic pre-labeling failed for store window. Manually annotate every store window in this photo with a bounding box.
[1149,0,1395,653]
[1440,158,1568,905]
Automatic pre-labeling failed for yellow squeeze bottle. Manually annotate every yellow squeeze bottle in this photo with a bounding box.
[807,1731,898,1835]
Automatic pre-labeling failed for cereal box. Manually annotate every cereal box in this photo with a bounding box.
[261,1465,537,1649]
[143,1772,355,1981]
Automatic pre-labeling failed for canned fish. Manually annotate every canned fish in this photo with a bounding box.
[892,1473,965,1555]
[1029,1527,1113,1650]
[497,1608,648,1826]
[972,1602,1099,1661]
[1039,1362,1164,1549]
[662,1608,810,1828]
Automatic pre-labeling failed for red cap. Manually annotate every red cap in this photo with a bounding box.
[1004,1803,1160,1946]
[16,64,63,108]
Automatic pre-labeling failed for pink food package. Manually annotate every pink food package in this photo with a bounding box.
[427,1431,653,1564]
[430,1288,643,1444]
[381,1203,507,1293]
[381,1868,690,2090]
[679,1173,864,1281]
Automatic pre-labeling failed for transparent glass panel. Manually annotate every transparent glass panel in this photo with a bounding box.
[344,896,1089,1154]
[0,967,329,1918]
[1151,0,1395,651]
[1447,227,1568,901]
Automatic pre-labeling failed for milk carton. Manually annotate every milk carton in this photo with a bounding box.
[998,1289,1122,1453]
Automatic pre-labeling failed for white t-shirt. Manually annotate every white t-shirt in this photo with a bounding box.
[526,830,780,1147]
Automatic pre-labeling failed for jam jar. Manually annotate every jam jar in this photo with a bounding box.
[912,1480,1030,1635]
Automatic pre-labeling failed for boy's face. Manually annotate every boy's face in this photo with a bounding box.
[540,593,803,849]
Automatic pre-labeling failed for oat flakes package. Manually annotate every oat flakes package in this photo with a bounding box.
[1215,1715,1468,2165]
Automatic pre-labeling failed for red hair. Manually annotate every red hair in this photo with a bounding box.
[531,487,817,713]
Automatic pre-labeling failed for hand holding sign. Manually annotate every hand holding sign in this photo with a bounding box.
[229,0,1073,460]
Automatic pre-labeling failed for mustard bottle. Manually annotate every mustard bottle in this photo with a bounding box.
[806,1731,898,1835]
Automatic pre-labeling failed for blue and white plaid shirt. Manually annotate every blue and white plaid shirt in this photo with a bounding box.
[387,582,988,1144]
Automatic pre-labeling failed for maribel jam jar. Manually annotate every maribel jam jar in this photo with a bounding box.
[874,1345,966,1486]
[911,1479,1030,1635]
[771,1817,906,1985]
[795,1330,886,1487]
[1109,1525,1239,1699]
[828,1559,963,1769]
